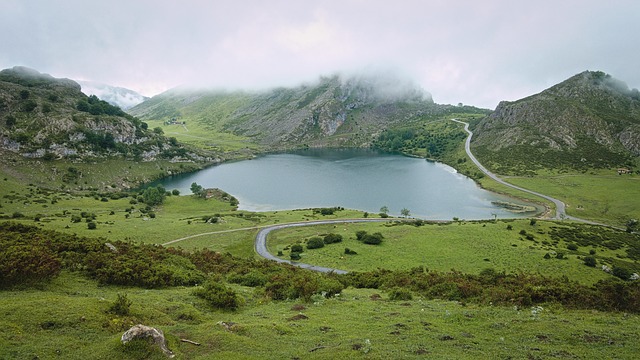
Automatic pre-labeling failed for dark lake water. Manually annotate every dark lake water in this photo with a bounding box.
[156,149,539,220]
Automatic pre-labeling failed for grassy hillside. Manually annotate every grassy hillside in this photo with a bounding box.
[472,71,640,174]
[129,74,490,151]
[0,66,215,191]
[3,272,638,359]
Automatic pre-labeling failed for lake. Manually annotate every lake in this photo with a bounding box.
[156,149,540,219]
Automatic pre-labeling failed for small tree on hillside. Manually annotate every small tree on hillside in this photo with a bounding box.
[142,186,166,206]
[190,182,204,197]
[401,208,410,218]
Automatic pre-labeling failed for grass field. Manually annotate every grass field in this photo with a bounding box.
[145,119,263,154]
[267,219,638,285]
[1,271,638,360]
[503,172,640,227]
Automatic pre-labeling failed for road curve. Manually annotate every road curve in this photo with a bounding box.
[255,219,394,274]
[450,119,615,225]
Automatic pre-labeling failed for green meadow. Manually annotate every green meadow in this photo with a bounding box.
[2,271,638,360]
[267,219,638,285]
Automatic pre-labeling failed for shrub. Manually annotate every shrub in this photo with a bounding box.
[379,213,389,218]
[171,189,180,196]
[612,266,632,280]
[583,256,597,267]
[506,225,513,230]
[388,288,413,301]
[307,237,325,249]
[290,252,301,261]
[227,270,267,287]
[355,230,368,241]
[193,278,242,310]
[108,293,132,316]
[323,233,343,244]
[87,221,97,230]
[290,244,303,253]
[344,248,357,255]
[567,243,578,251]
[363,232,384,245]
[0,239,61,287]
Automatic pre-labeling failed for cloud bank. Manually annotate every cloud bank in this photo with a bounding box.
[1,0,639,109]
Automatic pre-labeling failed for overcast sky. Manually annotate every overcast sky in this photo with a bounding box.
[1,0,639,109]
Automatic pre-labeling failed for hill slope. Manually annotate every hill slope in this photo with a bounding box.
[0,66,205,163]
[472,71,640,174]
[129,74,485,149]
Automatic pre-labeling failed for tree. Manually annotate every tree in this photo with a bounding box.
[400,208,410,217]
[142,186,166,206]
[190,182,204,197]
[379,206,389,215]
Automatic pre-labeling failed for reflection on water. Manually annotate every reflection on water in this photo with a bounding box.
[156,149,541,220]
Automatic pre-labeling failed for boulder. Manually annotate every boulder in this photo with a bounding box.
[121,324,174,358]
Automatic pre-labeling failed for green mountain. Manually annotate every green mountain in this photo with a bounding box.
[0,66,205,163]
[472,71,640,174]
[129,74,485,149]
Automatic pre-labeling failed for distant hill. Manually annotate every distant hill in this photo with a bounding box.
[0,66,206,163]
[78,80,149,110]
[129,74,485,148]
[472,71,640,174]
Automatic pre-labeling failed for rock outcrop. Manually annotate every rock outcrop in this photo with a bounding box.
[121,324,174,358]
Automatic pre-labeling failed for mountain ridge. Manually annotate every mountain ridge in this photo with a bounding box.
[0,66,209,163]
[129,73,484,148]
[471,70,640,173]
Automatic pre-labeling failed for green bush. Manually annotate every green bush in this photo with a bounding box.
[290,252,301,261]
[306,237,325,249]
[583,256,597,267]
[108,293,132,316]
[290,244,303,253]
[388,288,413,301]
[323,233,343,244]
[227,270,267,287]
[612,266,632,280]
[362,232,384,245]
[567,243,578,251]
[193,277,242,310]
[344,248,357,255]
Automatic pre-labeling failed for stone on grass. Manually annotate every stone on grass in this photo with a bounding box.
[121,324,174,358]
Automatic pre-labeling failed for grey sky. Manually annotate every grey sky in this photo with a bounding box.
[1,0,639,109]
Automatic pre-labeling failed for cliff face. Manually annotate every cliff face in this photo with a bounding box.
[0,67,205,162]
[472,71,640,172]
[129,73,473,148]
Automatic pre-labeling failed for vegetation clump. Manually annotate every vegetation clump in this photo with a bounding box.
[306,237,325,249]
[356,231,384,245]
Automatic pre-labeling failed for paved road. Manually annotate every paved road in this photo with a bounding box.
[450,119,618,227]
[451,119,570,220]
[255,219,395,274]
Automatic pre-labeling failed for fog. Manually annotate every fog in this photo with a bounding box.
[1,0,639,109]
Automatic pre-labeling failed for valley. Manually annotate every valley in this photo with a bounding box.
[1,67,639,359]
